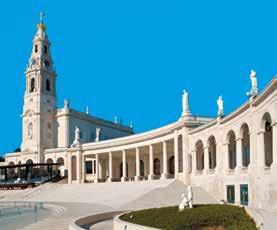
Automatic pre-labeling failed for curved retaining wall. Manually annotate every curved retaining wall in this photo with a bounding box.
[113,214,160,230]
[69,211,124,230]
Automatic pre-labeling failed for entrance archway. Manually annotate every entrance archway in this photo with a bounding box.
[154,158,161,175]
[169,156,174,175]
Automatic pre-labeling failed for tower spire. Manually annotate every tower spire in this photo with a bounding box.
[37,11,46,31]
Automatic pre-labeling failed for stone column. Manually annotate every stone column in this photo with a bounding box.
[161,141,168,179]
[64,108,70,148]
[223,143,229,174]
[272,123,277,167]
[182,128,189,184]
[191,151,197,175]
[174,131,179,178]
[67,152,72,184]
[81,154,85,183]
[204,146,209,174]
[108,152,113,182]
[135,148,140,181]
[248,131,255,170]
[94,154,99,183]
[148,145,154,180]
[236,138,243,173]
[121,150,127,182]
[257,131,265,170]
[76,151,81,184]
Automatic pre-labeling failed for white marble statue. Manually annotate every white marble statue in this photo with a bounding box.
[182,90,191,117]
[217,96,224,117]
[179,192,188,211]
[95,128,101,142]
[179,185,193,211]
[27,123,33,140]
[64,99,70,109]
[71,126,80,147]
[247,69,258,98]
[187,185,193,208]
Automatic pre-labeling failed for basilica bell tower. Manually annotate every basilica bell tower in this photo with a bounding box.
[21,13,57,163]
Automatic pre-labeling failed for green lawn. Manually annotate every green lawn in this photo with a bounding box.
[120,205,257,230]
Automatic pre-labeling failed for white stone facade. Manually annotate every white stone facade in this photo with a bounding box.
[3,16,277,210]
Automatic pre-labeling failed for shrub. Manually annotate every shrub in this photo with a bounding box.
[120,205,257,230]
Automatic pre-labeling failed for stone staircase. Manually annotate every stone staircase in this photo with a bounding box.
[20,218,74,230]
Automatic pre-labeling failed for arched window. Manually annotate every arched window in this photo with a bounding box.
[154,158,161,175]
[57,158,64,165]
[35,45,38,53]
[46,79,51,92]
[208,136,217,169]
[169,156,175,175]
[228,131,237,169]
[195,140,204,171]
[30,78,35,92]
[27,123,33,139]
[241,124,250,167]
[47,122,52,139]
[46,158,53,164]
[263,113,273,167]
[26,159,33,165]
[44,45,48,54]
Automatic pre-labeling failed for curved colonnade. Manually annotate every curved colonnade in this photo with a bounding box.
[6,76,277,209]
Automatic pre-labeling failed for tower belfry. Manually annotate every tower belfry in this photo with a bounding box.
[21,13,57,162]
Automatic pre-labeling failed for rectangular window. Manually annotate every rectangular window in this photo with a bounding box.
[240,184,249,206]
[85,161,92,174]
[227,185,235,204]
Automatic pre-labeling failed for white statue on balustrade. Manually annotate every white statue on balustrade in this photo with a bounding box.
[182,90,191,117]
[217,96,224,117]
[71,126,80,147]
[247,69,258,98]
[95,128,101,142]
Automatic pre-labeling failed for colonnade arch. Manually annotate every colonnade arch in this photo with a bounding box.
[241,123,250,167]
[195,140,204,171]
[208,136,216,169]
[154,158,161,175]
[262,113,273,167]
[227,131,236,170]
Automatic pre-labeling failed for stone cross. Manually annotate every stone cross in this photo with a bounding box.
[40,12,45,23]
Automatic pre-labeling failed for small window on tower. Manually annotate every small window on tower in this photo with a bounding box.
[35,45,38,53]
[44,45,48,54]
[46,79,51,92]
[30,78,35,92]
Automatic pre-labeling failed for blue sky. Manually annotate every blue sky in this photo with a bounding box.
[0,0,276,154]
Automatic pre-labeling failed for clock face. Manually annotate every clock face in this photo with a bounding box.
[31,59,36,65]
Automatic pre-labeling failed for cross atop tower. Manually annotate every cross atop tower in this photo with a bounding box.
[40,11,45,23]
